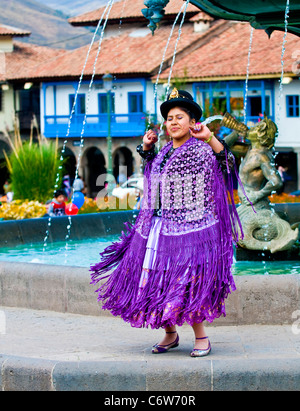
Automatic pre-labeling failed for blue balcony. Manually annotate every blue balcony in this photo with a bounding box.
[44,113,156,138]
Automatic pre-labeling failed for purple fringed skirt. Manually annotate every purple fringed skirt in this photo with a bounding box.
[138,216,185,290]
[141,217,166,270]
[138,217,164,293]
[92,216,235,329]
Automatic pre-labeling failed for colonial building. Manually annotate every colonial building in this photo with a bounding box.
[46,0,300,195]
[1,0,300,196]
[158,19,300,192]
[32,0,222,196]
[0,24,64,191]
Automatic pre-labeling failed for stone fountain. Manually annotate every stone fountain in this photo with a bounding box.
[222,113,299,258]
[141,0,300,260]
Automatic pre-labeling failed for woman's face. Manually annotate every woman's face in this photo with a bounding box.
[166,107,195,140]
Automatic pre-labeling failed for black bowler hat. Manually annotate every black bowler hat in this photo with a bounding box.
[160,88,202,121]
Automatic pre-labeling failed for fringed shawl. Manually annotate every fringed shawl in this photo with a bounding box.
[90,137,243,328]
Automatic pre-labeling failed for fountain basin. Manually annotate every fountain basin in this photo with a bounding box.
[0,208,299,325]
[0,261,299,326]
[0,205,298,247]
[0,210,137,247]
[0,207,298,269]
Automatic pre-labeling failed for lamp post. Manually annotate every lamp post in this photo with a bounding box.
[102,73,113,193]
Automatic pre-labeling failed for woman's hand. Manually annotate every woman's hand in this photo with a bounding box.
[143,129,158,150]
[190,123,225,153]
[189,123,211,141]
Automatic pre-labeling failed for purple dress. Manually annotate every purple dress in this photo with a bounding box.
[90,137,241,329]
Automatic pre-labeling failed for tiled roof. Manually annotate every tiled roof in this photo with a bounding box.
[21,21,226,80]
[189,12,214,22]
[0,24,31,37]
[6,19,297,84]
[158,22,300,80]
[1,42,65,82]
[69,0,200,25]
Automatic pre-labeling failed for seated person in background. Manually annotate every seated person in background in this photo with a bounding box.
[48,189,66,217]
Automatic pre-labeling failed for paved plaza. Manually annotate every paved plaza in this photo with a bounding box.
[0,306,299,391]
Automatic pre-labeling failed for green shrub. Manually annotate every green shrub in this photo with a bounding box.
[4,130,61,203]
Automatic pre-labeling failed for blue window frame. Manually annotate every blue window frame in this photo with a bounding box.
[69,94,85,115]
[98,93,115,113]
[194,80,275,122]
[128,92,143,113]
[286,95,299,117]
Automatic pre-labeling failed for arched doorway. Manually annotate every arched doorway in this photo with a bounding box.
[113,146,134,184]
[61,147,76,183]
[83,147,106,198]
[0,139,11,196]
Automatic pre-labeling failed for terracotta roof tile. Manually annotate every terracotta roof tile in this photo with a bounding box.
[189,12,214,22]
[158,22,300,80]
[69,0,200,25]
[24,22,221,80]
[0,24,31,37]
[6,20,295,84]
[2,42,66,82]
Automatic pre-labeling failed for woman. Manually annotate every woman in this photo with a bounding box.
[90,89,242,357]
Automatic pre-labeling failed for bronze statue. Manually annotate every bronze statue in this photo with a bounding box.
[223,113,299,253]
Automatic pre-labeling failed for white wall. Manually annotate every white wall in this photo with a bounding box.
[41,78,300,149]
[274,78,300,149]
[43,81,152,117]
[0,37,13,53]
[0,86,14,133]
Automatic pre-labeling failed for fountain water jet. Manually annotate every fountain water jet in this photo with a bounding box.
[144,0,190,149]
[42,0,116,258]
[64,0,116,251]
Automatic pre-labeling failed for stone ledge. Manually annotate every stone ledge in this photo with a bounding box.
[1,354,299,391]
[0,261,299,325]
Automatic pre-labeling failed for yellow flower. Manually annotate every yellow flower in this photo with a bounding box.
[0,200,46,220]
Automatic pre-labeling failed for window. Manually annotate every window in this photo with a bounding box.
[128,92,143,113]
[212,97,227,114]
[98,93,115,113]
[286,95,299,117]
[69,94,86,115]
[248,96,262,117]
[264,96,270,117]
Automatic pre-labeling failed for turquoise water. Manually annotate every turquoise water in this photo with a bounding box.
[0,237,299,275]
[0,236,119,268]
[232,260,300,276]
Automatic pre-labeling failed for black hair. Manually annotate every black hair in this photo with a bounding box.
[54,189,66,198]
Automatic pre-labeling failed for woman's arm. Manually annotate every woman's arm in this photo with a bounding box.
[136,143,157,162]
[136,129,158,162]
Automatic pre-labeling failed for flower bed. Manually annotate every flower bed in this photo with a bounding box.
[0,200,46,220]
[0,192,299,220]
[0,194,139,220]
[232,190,300,204]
